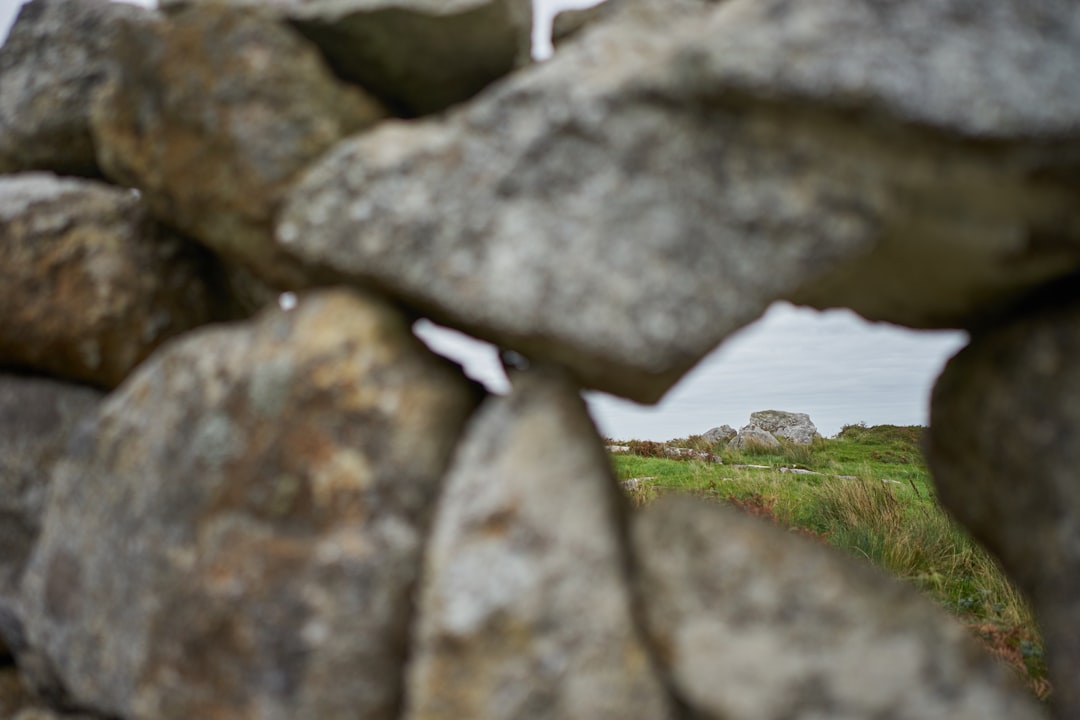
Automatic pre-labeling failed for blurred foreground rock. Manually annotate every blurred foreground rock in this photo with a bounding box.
[406,369,673,720]
[0,0,156,176]
[20,290,481,720]
[280,0,1080,402]
[634,496,1048,720]
[159,0,533,115]
[928,281,1080,719]
[90,4,386,288]
[0,377,101,620]
[0,173,230,388]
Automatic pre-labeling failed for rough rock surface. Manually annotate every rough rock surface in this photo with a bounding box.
[0,173,231,388]
[0,377,101,620]
[749,410,819,445]
[733,0,1080,326]
[729,424,781,451]
[633,495,1048,720]
[0,672,98,720]
[406,368,674,720]
[11,710,102,720]
[701,425,736,444]
[0,0,156,176]
[91,4,386,288]
[551,1,616,46]
[926,282,1080,719]
[160,0,533,116]
[550,0,715,48]
[0,667,34,716]
[20,289,481,720]
[280,0,1080,403]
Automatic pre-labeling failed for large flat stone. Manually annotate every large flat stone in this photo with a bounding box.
[279,0,1080,403]
[633,495,1048,719]
[0,173,231,388]
[405,368,674,720]
[19,289,482,720]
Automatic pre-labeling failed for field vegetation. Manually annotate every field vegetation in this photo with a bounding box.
[610,423,1050,702]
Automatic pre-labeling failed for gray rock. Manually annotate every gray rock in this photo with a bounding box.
[749,410,819,445]
[926,283,1080,719]
[726,0,1080,327]
[20,289,481,720]
[0,669,93,720]
[729,424,781,451]
[160,0,533,116]
[686,0,1080,139]
[0,377,101,626]
[90,4,386,289]
[0,667,33,716]
[0,0,156,176]
[0,173,232,388]
[551,1,616,46]
[702,425,737,444]
[279,0,1080,404]
[550,0,717,49]
[632,495,1048,720]
[405,367,674,720]
[12,710,103,720]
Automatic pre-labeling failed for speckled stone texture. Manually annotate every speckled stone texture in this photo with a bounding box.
[406,368,675,720]
[279,0,1080,403]
[90,3,386,288]
[0,173,231,388]
[0,0,156,176]
[0,375,101,618]
[927,281,1080,720]
[159,0,533,115]
[633,495,1047,720]
[20,289,482,720]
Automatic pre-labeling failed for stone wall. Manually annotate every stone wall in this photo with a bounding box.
[0,0,1078,718]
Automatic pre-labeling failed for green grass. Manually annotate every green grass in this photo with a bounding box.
[611,424,1049,701]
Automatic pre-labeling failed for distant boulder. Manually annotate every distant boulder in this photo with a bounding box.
[749,410,820,445]
[729,424,781,451]
[702,425,737,444]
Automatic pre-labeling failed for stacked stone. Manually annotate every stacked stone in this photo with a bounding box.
[0,0,1078,718]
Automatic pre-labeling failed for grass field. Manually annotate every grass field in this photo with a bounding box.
[610,424,1050,702]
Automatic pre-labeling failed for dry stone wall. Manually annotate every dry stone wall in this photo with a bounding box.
[0,0,1078,718]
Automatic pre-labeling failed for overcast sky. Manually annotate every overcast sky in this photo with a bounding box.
[0,0,969,439]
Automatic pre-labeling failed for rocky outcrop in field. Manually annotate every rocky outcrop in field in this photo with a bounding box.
[0,0,1078,717]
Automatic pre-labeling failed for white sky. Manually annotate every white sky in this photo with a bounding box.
[0,0,968,439]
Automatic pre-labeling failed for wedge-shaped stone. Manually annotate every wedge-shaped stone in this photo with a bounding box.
[20,290,481,720]
[0,0,156,176]
[91,4,386,288]
[927,281,1080,719]
[279,0,1080,403]
[633,495,1047,720]
[160,0,532,115]
[0,173,231,388]
[406,368,674,720]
